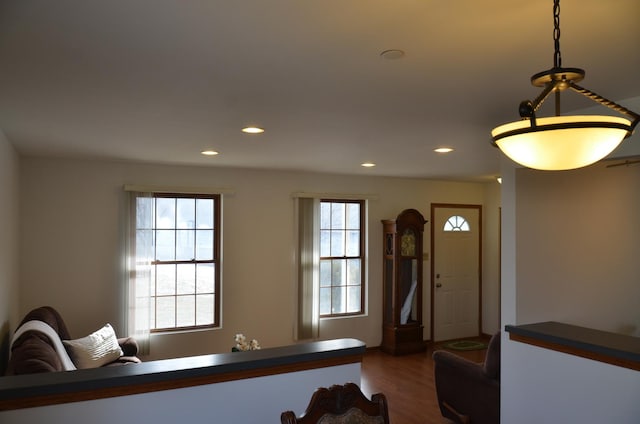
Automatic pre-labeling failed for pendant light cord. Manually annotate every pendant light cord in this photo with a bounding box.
[553,0,562,69]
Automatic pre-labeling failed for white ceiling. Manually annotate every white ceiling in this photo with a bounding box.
[1,0,639,181]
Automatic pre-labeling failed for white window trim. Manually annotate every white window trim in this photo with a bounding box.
[124,184,235,196]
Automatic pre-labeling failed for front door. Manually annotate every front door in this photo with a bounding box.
[431,204,481,342]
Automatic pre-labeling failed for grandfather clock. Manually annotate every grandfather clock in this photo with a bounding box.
[381,209,427,355]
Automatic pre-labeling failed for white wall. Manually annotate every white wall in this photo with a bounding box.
[501,160,640,424]
[17,156,499,360]
[0,130,19,375]
[503,337,640,423]
[0,363,361,424]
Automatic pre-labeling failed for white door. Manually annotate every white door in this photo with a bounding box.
[432,205,481,342]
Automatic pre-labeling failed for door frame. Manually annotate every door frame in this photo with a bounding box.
[430,203,483,342]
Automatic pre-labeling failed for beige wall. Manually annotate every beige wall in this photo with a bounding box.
[0,131,19,374]
[501,159,640,423]
[482,181,501,334]
[16,156,500,360]
[515,162,640,334]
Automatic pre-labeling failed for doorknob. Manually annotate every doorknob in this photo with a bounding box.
[436,283,442,288]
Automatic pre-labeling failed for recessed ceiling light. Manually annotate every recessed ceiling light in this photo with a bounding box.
[242,126,264,134]
[434,147,454,153]
[201,150,219,156]
[361,162,376,168]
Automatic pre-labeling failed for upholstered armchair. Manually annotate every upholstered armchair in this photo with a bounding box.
[281,382,390,424]
[432,332,501,424]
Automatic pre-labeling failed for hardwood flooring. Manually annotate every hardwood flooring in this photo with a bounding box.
[360,339,489,424]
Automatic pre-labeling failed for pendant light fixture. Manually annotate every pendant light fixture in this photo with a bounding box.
[491,0,639,171]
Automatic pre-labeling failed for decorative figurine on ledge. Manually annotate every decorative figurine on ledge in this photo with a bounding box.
[232,333,261,351]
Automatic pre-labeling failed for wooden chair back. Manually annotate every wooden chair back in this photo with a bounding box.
[281,382,390,424]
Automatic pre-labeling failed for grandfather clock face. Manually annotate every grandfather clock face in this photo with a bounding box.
[400,228,416,256]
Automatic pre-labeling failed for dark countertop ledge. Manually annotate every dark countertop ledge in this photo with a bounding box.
[0,338,366,403]
[505,321,640,367]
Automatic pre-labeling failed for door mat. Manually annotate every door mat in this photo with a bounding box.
[443,340,488,351]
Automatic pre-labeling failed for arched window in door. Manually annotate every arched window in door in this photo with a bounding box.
[443,215,470,232]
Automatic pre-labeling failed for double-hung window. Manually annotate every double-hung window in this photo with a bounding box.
[129,192,221,334]
[319,200,365,316]
[296,197,366,339]
[150,194,220,330]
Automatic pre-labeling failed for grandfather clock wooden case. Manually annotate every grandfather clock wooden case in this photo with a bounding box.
[381,209,427,355]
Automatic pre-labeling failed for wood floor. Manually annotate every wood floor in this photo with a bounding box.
[360,339,489,424]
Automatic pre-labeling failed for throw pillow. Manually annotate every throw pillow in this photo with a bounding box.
[63,323,124,369]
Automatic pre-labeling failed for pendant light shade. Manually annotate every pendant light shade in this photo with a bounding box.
[492,115,632,170]
[492,0,638,171]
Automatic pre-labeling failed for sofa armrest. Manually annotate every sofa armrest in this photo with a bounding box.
[6,333,64,375]
[117,337,139,357]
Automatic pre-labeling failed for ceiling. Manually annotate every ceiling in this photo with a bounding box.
[1,0,639,181]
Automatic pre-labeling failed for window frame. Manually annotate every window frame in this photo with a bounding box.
[443,215,471,232]
[318,198,366,318]
[148,192,221,332]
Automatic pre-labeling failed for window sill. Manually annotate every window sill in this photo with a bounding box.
[320,313,368,321]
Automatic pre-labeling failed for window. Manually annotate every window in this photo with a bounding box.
[319,200,365,317]
[443,215,470,232]
[295,197,367,340]
[136,193,220,332]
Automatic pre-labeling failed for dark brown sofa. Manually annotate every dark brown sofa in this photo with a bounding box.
[5,306,140,376]
[432,332,500,424]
